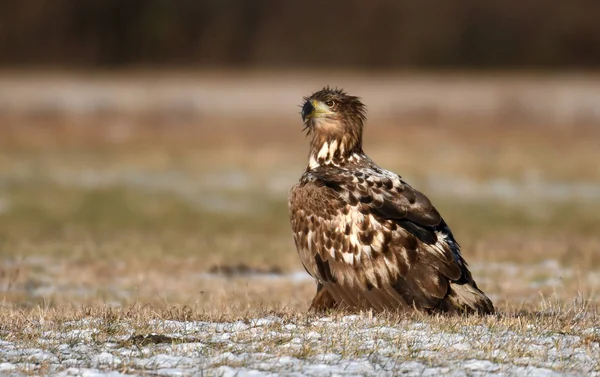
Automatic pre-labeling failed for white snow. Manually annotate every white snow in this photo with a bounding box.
[0,315,598,376]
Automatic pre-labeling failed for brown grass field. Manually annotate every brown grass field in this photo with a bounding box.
[0,73,599,375]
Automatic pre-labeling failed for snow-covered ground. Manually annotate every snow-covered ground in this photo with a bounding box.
[1,314,598,376]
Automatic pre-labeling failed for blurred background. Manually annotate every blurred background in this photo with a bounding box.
[0,0,599,311]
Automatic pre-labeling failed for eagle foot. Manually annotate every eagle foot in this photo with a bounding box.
[309,283,338,312]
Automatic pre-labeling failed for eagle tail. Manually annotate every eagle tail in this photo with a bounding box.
[442,282,495,315]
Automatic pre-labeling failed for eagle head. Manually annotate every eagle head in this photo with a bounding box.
[301,87,366,155]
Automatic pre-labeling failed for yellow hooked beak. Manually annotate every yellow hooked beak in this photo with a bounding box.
[302,99,334,121]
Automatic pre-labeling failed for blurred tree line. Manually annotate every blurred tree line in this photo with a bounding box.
[1,0,599,69]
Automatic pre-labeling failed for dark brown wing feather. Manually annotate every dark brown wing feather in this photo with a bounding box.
[311,165,441,226]
[289,165,494,314]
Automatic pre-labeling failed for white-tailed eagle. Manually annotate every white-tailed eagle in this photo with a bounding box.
[288,87,494,314]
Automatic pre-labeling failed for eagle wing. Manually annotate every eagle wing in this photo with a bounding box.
[289,165,492,313]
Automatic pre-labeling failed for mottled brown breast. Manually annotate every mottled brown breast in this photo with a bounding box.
[289,179,345,280]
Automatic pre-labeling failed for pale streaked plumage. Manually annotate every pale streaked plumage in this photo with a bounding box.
[288,87,494,314]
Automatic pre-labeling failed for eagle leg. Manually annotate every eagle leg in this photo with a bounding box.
[309,282,338,312]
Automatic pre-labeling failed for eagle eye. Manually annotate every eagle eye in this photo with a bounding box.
[325,100,335,108]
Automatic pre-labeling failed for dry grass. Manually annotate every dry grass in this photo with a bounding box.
[0,299,599,375]
[0,73,599,374]
[1,108,599,308]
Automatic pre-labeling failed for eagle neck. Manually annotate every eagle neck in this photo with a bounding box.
[307,135,363,170]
